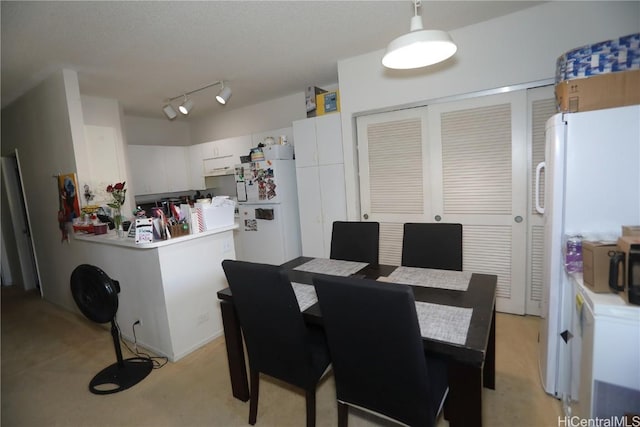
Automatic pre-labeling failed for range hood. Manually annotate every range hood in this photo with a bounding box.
[204,166,235,177]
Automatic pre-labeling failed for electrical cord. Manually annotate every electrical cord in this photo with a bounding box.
[114,317,168,369]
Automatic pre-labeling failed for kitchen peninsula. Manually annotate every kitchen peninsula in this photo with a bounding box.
[73,224,237,362]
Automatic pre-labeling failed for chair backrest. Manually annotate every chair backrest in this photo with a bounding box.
[313,275,440,427]
[401,223,463,271]
[221,259,316,388]
[330,221,380,264]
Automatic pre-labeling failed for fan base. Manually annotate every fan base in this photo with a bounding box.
[89,357,154,395]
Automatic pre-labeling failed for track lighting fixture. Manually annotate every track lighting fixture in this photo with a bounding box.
[162,80,231,120]
[216,83,232,105]
[162,103,177,120]
[178,95,194,115]
[382,0,457,69]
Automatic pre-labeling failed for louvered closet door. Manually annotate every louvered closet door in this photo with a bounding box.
[428,91,528,314]
[526,86,556,315]
[357,108,431,266]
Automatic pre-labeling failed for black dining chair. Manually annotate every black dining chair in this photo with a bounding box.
[221,260,331,427]
[329,221,380,264]
[312,274,448,427]
[401,223,463,271]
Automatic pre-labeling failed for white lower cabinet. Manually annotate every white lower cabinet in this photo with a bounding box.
[296,167,325,257]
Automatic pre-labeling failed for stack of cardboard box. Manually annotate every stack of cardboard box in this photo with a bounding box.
[555,33,640,113]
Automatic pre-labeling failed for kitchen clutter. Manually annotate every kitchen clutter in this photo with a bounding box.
[562,225,640,305]
[247,135,294,163]
[133,196,235,242]
[73,190,236,244]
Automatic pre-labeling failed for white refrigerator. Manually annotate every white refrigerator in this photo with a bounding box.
[234,159,302,265]
[536,105,640,405]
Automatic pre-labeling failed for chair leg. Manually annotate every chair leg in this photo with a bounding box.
[337,401,348,427]
[305,389,316,427]
[249,368,259,425]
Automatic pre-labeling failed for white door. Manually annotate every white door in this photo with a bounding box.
[237,204,285,265]
[428,91,528,314]
[526,85,556,315]
[319,163,347,257]
[1,152,41,293]
[357,107,431,266]
[357,91,530,314]
[296,166,325,257]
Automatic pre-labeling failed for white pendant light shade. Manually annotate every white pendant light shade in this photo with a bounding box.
[216,85,232,105]
[178,96,193,115]
[162,104,177,120]
[382,6,457,69]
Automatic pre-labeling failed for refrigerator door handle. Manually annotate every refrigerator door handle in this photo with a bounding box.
[535,161,545,214]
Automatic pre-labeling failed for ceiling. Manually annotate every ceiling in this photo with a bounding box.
[1,1,543,121]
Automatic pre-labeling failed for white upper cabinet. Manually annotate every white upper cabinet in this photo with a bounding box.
[162,146,190,192]
[292,119,317,167]
[128,145,190,195]
[188,144,206,190]
[202,135,252,175]
[293,114,342,168]
[315,114,344,165]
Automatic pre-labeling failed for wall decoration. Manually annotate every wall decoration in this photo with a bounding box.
[58,173,81,223]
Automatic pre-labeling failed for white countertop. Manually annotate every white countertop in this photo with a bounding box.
[571,273,640,319]
[73,223,238,249]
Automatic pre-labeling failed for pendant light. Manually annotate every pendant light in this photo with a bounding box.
[382,0,457,70]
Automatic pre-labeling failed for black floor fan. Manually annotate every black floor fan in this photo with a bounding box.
[70,264,153,395]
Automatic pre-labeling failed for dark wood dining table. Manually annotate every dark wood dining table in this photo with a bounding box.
[217,256,497,427]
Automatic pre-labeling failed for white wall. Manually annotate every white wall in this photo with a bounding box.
[78,96,134,214]
[0,70,137,313]
[1,69,85,310]
[189,92,306,144]
[123,115,191,146]
[337,1,640,219]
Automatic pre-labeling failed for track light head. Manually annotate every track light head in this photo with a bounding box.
[178,95,193,115]
[216,84,232,105]
[162,104,177,120]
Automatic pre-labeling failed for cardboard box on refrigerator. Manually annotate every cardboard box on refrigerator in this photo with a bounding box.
[622,225,640,237]
[555,70,640,113]
[581,240,617,293]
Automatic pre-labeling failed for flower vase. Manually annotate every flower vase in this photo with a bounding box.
[113,208,124,238]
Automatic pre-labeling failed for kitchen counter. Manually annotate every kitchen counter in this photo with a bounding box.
[73,223,238,248]
[72,223,237,362]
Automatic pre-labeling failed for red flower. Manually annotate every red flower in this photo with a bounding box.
[106,185,114,193]
[114,182,125,190]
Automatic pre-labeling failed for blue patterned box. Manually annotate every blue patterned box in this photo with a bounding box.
[556,33,640,83]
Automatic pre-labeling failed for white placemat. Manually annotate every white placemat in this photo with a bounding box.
[292,282,318,311]
[386,266,471,291]
[415,302,473,345]
[293,258,368,277]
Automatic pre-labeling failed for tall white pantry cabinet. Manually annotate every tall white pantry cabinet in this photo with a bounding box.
[293,114,347,258]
